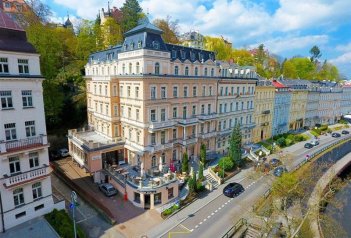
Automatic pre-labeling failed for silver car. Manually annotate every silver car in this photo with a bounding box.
[98,183,117,197]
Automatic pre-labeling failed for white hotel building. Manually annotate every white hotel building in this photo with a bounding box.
[0,10,62,231]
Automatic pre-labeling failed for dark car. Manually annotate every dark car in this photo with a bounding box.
[273,166,288,177]
[223,183,244,198]
[98,183,117,197]
[341,130,349,135]
[332,132,341,138]
[269,158,281,167]
[49,150,60,161]
[304,143,313,149]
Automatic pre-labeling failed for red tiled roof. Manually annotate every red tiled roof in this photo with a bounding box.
[272,80,287,88]
[0,8,23,31]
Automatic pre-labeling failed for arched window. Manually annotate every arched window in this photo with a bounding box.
[129,63,132,74]
[211,68,214,77]
[136,62,140,74]
[185,66,189,76]
[155,62,160,75]
[195,67,198,76]
[174,66,179,75]
[204,67,208,76]
[122,64,125,74]
[152,156,156,167]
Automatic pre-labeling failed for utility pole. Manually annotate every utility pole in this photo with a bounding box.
[70,191,77,238]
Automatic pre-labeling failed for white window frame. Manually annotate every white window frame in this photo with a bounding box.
[13,188,24,207]
[32,182,42,200]
[29,152,39,168]
[0,57,9,73]
[18,59,29,74]
[5,123,17,141]
[25,121,36,137]
[1,91,13,109]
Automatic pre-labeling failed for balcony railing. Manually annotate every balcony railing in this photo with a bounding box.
[0,135,47,154]
[262,110,271,115]
[199,131,217,139]
[151,141,174,153]
[148,120,177,131]
[177,117,198,125]
[3,165,50,188]
[197,113,217,120]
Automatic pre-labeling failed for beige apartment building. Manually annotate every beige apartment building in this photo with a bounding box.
[68,17,259,209]
[253,80,275,143]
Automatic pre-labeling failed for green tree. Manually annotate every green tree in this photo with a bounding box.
[204,36,232,60]
[309,45,322,64]
[200,143,207,165]
[282,60,297,78]
[182,152,189,174]
[229,124,242,167]
[198,163,204,181]
[153,16,180,44]
[120,0,143,33]
[218,157,234,173]
[230,49,255,66]
[102,17,123,47]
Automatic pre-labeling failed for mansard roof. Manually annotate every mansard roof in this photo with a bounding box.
[167,43,215,63]
[89,45,122,63]
[124,17,163,36]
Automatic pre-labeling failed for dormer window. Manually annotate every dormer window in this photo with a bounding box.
[194,67,198,76]
[174,66,179,75]
[172,50,177,58]
[153,41,160,49]
[204,68,208,76]
[198,52,203,61]
[124,44,128,51]
[138,40,142,48]
[181,50,186,60]
[131,42,135,49]
[185,67,189,76]
[211,68,214,77]
[190,52,195,61]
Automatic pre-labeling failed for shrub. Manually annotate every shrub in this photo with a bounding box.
[286,134,295,141]
[162,204,179,216]
[198,163,204,181]
[320,125,328,131]
[196,181,205,192]
[182,152,189,174]
[276,137,286,147]
[326,128,332,133]
[285,138,293,146]
[45,209,86,238]
[218,157,235,172]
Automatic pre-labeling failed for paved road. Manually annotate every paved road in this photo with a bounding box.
[148,128,351,238]
[51,173,125,238]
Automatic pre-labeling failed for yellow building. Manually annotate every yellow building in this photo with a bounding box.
[253,80,275,143]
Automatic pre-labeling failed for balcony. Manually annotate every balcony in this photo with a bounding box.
[261,122,269,126]
[174,136,198,146]
[243,123,256,129]
[148,120,177,132]
[150,141,174,153]
[199,131,217,139]
[177,117,198,125]
[197,113,217,121]
[262,110,271,115]
[0,135,48,154]
[3,165,50,189]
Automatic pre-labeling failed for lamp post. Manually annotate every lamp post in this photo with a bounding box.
[70,191,77,238]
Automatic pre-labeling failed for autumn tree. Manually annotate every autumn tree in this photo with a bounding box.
[153,16,180,44]
[102,17,123,47]
[120,0,143,33]
[204,36,232,60]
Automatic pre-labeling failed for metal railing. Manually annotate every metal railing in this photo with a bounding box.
[221,218,247,238]
[2,135,45,153]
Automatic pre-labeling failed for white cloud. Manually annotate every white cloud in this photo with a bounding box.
[248,35,329,54]
[330,52,351,64]
[335,42,351,52]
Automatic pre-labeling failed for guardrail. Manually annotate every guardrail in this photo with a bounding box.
[221,218,247,238]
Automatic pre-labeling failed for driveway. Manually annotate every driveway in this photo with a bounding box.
[53,158,163,237]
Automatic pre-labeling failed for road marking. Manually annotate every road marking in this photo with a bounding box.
[190,229,194,232]
[207,215,211,218]
[203,218,207,222]
[195,225,198,229]
[215,209,218,212]
[199,222,203,225]
[218,207,221,210]
[222,204,225,207]
[211,213,214,215]
[179,224,192,233]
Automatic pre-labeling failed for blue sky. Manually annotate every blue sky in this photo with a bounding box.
[45,0,351,79]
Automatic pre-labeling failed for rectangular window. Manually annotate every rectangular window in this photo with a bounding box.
[172,150,177,161]
[22,90,33,108]
[114,105,118,116]
[150,109,156,122]
[202,86,206,96]
[161,86,166,99]
[151,86,156,99]
[128,107,131,118]
[113,85,117,96]
[225,87,228,95]
[183,86,188,97]
[161,131,166,144]
[136,131,140,143]
[220,87,223,96]
[9,156,21,174]
[201,123,204,133]
[0,58,9,73]
[219,104,222,114]
[5,123,17,141]
[201,105,205,114]
[29,152,39,168]
[121,106,124,117]
[173,107,177,118]
[120,86,123,97]
[13,188,24,207]
[173,86,178,98]
[208,104,211,114]
[105,85,108,96]
[32,182,42,200]
[161,109,166,121]
[1,91,13,109]
[127,86,131,97]
[218,122,221,131]
[209,86,212,96]
[193,86,197,97]
[135,87,139,98]
[192,105,196,115]
[151,133,156,145]
[34,204,44,211]
[18,59,29,74]
[168,187,174,199]
[173,129,177,139]
[105,105,109,115]
[136,109,140,121]
[15,211,26,219]
[192,126,196,136]
[183,106,187,119]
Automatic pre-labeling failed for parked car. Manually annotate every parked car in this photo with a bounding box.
[310,140,319,146]
[49,150,60,161]
[269,158,281,167]
[98,183,117,197]
[273,166,288,177]
[58,148,70,157]
[332,132,341,138]
[304,143,313,149]
[341,130,349,135]
[223,183,244,198]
